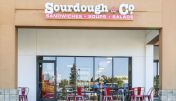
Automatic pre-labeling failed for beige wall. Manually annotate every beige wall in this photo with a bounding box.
[0,0,16,88]
[160,0,176,89]
[15,0,162,28]
[0,0,176,89]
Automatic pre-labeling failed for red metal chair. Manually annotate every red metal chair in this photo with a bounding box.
[66,93,75,101]
[130,88,135,101]
[74,87,84,101]
[103,87,113,101]
[130,87,145,101]
[144,87,154,101]
[18,87,29,101]
[134,87,145,101]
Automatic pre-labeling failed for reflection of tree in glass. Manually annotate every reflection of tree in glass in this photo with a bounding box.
[69,63,78,89]
[95,75,112,83]
[59,79,69,88]
[113,77,124,87]
[95,75,128,87]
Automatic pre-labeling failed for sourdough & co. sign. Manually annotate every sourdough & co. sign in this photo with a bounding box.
[44,2,135,20]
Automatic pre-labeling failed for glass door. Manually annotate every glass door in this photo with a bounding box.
[38,60,56,101]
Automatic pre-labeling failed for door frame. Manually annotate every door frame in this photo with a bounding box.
[37,59,57,101]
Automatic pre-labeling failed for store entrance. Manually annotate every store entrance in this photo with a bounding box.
[18,28,160,101]
[37,59,57,101]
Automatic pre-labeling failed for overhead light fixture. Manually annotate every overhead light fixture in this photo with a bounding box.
[107,61,111,64]
[67,65,73,68]
[106,58,112,60]
[99,67,104,70]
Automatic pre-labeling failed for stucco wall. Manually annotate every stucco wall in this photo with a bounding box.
[0,0,16,88]
[161,0,176,89]
[1,0,176,92]
[0,0,162,88]
[15,0,162,27]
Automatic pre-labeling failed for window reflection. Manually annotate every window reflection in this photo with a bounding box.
[113,58,129,88]
[40,63,55,99]
[41,56,132,100]
[95,57,113,86]
[56,57,74,100]
[76,57,93,88]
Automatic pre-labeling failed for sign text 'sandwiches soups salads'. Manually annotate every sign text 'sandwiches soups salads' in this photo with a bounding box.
[44,2,135,20]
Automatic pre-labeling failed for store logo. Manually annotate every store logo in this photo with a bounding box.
[119,4,135,15]
[45,3,109,15]
[44,2,135,20]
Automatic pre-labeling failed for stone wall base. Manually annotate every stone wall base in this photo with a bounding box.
[159,90,176,101]
[0,89,18,101]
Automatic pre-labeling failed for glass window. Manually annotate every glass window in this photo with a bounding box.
[56,57,74,100]
[95,57,112,84]
[39,62,55,99]
[38,56,132,100]
[153,60,159,97]
[113,58,129,88]
[76,57,93,91]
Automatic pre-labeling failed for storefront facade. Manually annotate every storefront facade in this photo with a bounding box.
[0,0,176,101]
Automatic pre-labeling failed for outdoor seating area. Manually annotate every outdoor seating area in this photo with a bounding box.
[15,86,156,101]
[58,86,154,101]
[0,86,159,101]
[129,87,154,101]
[16,55,160,101]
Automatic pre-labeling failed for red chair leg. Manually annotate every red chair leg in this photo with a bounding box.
[148,96,151,101]
[22,97,24,101]
[23,96,25,101]
[74,96,76,101]
[130,96,133,101]
[66,96,68,101]
[21,97,23,101]
[83,96,85,101]
[26,95,28,101]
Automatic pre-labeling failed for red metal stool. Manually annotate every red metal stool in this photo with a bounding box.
[74,87,84,101]
[66,93,75,101]
[18,87,29,101]
[134,87,145,101]
[103,87,113,101]
[74,95,84,101]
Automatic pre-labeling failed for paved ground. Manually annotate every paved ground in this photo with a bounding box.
[154,97,159,101]
[58,97,160,101]
[59,99,160,101]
